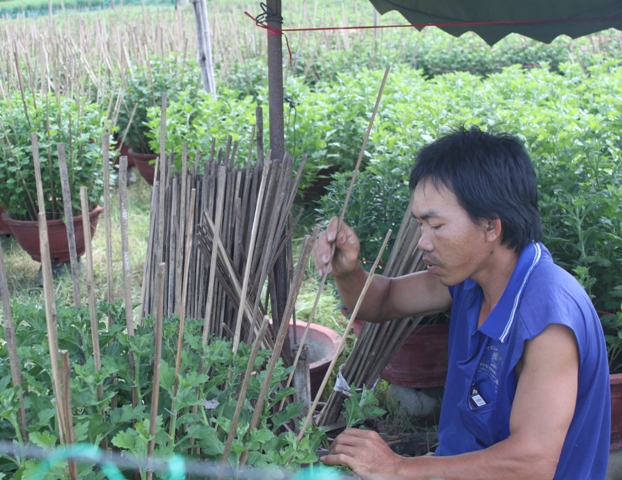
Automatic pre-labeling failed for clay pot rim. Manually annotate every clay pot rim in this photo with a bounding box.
[2,204,104,226]
[288,320,342,371]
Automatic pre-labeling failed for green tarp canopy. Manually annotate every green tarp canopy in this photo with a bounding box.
[369,0,622,45]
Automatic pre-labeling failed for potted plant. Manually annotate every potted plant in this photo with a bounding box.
[117,54,200,184]
[145,87,258,172]
[0,90,109,262]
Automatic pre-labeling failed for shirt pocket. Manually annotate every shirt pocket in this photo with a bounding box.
[458,401,499,449]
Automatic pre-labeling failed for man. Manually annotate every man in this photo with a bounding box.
[313,126,610,479]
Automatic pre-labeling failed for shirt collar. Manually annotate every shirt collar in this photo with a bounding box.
[478,242,545,343]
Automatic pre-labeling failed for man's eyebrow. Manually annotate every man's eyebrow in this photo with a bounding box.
[411,210,440,221]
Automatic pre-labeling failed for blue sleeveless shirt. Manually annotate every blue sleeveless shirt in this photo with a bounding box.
[435,242,610,479]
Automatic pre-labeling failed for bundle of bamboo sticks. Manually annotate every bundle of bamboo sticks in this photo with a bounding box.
[138,127,306,362]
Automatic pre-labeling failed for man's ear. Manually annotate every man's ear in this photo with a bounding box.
[484,218,502,242]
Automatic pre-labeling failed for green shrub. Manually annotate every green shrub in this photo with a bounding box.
[0,92,110,221]
[117,55,201,154]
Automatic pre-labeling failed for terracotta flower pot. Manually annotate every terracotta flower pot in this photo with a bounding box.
[2,205,104,263]
[611,373,622,450]
[128,149,158,186]
[0,206,11,235]
[352,317,449,389]
[288,321,342,398]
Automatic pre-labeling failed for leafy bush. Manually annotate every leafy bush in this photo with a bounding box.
[145,88,259,170]
[116,55,201,154]
[0,91,109,221]
[0,300,327,477]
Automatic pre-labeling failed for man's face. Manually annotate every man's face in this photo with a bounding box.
[412,180,494,287]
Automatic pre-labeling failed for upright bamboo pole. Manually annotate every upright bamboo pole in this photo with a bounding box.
[32,132,67,444]
[102,134,115,322]
[57,143,82,308]
[0,243,28,443]
[60,350,78,480]
[80,187,103,402]
[118,156,137,407]
[147,263,166,479]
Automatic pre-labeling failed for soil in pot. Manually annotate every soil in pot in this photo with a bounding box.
[3,205,104,263]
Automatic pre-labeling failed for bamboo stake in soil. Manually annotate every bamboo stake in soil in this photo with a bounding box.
[169,188,197,441]
[60,350,78,480]
[80,187,103,402]
[297,229,393,443]
[118,156,138,408]
[102,134,115,322]
[56,142,81,308]
[0,242,28,444]
[239,233,316,466]
[147,263,166,480]
[220,315,270,466]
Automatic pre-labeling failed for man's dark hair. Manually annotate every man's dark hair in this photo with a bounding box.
[409,125,541,252]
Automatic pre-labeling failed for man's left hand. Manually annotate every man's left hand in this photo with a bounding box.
[320,428,401,479]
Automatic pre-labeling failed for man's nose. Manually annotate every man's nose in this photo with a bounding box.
[417,229,433,252]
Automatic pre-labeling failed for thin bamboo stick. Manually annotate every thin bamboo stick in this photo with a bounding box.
[297,229,393,442]
[0,242,28,443]
[102,134,115,320]
[232,157,272,354]
[79,187,103,402]
[239,233,316,465]
[56,142,82,308]
[169,188,196,440]
[202,166,227,344]
[39,211,67,445]
[147,263,166,479]
[60,350,78,480]
[118,156,137,408]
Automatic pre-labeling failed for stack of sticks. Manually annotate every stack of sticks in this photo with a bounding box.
[138,127,305,359]
[316,196,426,427]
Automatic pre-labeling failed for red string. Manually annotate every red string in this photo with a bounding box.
[244,11,293,63]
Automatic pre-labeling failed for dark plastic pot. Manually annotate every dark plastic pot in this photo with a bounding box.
[3,205,104,263]
[129,149,158,186]
[113,140,135,168]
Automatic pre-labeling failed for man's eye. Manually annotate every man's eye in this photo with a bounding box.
[431,225,442,230]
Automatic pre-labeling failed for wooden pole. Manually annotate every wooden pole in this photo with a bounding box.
[57,143,82,308]
[265,0,289,331]
[192,0,216,94]
[0,242,28,443]
[80,187,103,402]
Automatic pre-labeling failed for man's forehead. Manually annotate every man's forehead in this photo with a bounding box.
[412,181,460,218]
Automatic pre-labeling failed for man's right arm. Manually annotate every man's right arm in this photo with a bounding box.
[313,217,452,323]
